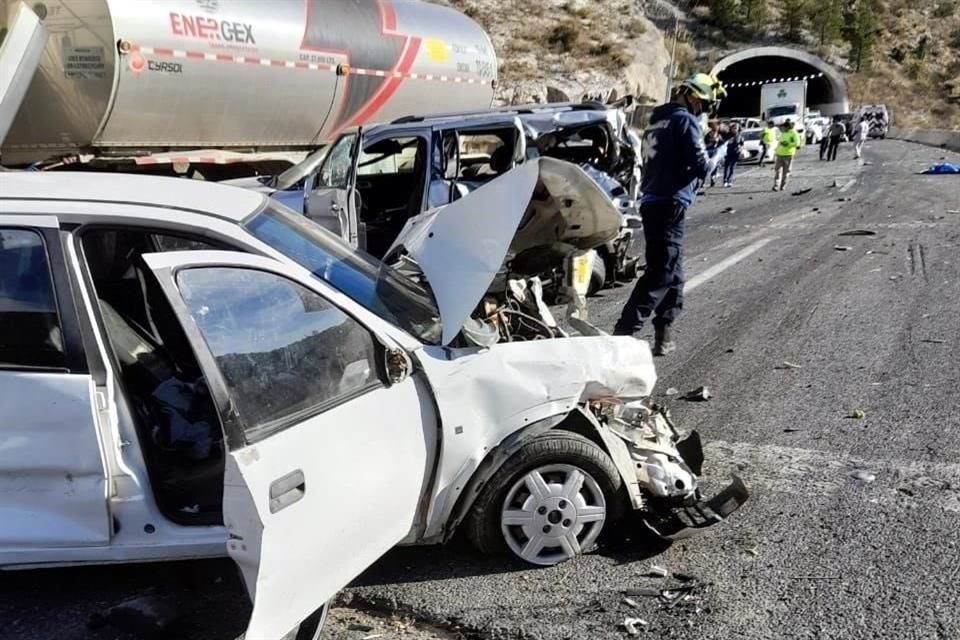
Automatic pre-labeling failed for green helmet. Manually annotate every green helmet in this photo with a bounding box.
[680,73,727,104]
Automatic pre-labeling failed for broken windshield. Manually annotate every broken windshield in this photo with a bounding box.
[244,204,442,344]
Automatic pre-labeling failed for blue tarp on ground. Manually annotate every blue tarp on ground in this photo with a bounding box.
[923,162,960,175]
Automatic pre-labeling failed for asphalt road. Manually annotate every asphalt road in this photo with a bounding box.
[3,139,959,640]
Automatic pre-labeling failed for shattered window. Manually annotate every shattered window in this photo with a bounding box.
[176,266,380,441]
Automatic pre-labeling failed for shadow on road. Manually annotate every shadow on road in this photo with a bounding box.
[0,559,249,640]
[350,515,672,588]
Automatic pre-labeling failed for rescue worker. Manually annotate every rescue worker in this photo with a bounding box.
[723,122,744,187]
[827,117,845,161]
[613,73,726,355]
[760,121,776,167]
[853,116,870,159]
[703,120,722,188]
[773,119,800,191]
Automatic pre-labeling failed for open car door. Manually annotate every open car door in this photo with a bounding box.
[141,250,436,639]
[305,129,362,247]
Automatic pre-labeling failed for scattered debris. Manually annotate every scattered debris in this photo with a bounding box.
[898,487,915,497]
[349,623,376,633]
[812,207,820,212]
[746,547,760,557]
[838,229,877,236]
[922,162,960,175]
[837,197,852,202]
[88,595,181,639]
[847,409,866,420]
[783,428,802,433]
[623,617,649,636]
[672,572,696,582]
[665,387,680,396]
[791,187,813,196]
[681,386,712,402]
[723,206,736,214]
[623,597,640,609]
[775,361,803,370]
[850,470,877,484]
[624,587,662,598]
[834,245,852,252]
[947,209,960,215]
[644,565,669,578]
[725,348,735,354]
[921,338,947,344]
[362,635,385,640]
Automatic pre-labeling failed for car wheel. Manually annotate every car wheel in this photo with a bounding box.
[465,431,623,566]
[588,254,607,296]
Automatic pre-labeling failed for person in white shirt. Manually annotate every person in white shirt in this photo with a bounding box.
[853,118,870,159]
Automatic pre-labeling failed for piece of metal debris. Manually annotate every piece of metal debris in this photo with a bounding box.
[838,230,877,236]
[723,206,736,213]
[791,187,813,196]
[645,565,669,578]
[623,597,640,609]
[921,338,947,344]
[847,409,866,420]
[665,387,680,396]
[623,617,649,636]
[947,209,960,215]
[672,572,696,582]
[776,361,803,370]
[624,587,663,598]
[850,470,877,484]
[834,245,852,252]
[683,386,712,402]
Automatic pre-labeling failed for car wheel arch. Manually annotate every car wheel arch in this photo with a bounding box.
[441,406,641,542]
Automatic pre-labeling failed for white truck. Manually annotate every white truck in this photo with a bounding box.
[760,80,807,143]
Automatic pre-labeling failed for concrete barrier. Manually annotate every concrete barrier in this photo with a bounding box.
[889,127,960,153]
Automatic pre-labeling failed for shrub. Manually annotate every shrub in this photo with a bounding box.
[547,20,584,53]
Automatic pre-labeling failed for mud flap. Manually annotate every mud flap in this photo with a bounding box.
[643,475,749,540]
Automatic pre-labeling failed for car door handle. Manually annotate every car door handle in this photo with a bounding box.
[269,469,306,514]
[330,202,341,212]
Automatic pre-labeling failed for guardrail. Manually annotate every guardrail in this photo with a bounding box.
[889,127,960,153]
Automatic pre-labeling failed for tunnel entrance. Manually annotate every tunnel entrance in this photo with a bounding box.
[711,47,849,118]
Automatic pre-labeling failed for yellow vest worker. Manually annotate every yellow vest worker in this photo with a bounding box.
[776,129,801,157]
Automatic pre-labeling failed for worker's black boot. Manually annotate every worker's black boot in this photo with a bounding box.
[653,324,676,356]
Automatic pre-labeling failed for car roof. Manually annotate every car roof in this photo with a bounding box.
[0,171,266,221]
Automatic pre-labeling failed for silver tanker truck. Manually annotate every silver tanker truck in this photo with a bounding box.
[0,0,497,175]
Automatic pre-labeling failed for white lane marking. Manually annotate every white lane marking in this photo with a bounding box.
[704,440,960,513]
[685,238,774,292]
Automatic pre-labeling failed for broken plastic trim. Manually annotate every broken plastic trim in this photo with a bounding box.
[643,475,749,540]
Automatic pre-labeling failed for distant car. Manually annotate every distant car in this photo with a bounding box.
[858,104,890,139]
[804,119,825,145]
[0,171,747,638]
[739,128,775,164]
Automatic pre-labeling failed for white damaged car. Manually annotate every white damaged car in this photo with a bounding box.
[0,171,746,639]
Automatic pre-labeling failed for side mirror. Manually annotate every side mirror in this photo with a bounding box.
[383,347,412,385]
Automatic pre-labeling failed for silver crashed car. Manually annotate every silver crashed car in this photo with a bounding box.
[0,172,746,639]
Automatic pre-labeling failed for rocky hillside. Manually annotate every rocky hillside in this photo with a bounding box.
[434,0,959,128]
[435,0,674,105]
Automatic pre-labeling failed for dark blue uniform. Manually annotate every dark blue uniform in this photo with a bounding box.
[614,103,711,336]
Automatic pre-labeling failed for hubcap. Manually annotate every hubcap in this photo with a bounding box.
[500,464,607,566]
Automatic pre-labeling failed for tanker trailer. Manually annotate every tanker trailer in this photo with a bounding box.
[0,0,497,173]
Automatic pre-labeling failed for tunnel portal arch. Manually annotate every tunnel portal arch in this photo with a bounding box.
[711,47,849,118]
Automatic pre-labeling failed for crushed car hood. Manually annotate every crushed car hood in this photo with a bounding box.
[388,157,621,345]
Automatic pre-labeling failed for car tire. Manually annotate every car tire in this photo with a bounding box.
[465,430,623,566]
[588,254,607,296]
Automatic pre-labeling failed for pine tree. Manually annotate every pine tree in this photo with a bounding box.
[809,0,843,46]
[741,0,770,33]
[710,0,739,31]
[780,0,807,42]
[845,0,880,72]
